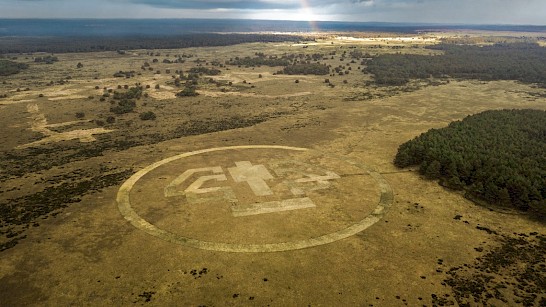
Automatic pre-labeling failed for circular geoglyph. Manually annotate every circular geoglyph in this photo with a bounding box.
[117,145,393,252]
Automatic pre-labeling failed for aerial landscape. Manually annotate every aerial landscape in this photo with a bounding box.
[0,0,545,306]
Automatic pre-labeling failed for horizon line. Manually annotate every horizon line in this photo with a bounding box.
[0,17,545,27]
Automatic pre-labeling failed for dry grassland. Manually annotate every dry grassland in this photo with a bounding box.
[0,33,545,306]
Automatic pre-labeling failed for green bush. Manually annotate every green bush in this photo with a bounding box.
[110,99,136,114]
[176,86,199,97]
[139,111,156,121]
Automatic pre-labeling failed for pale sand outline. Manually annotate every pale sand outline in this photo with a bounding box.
[117,145,394,253]
[16,104,114,149]
[231,197,316,217]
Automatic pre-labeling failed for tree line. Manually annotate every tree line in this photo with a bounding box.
[365,43,546,86]
[394,109,546,217]
[0,34,308,54]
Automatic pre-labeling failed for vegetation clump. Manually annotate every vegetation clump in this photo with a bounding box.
[112,86,143,100]
[0,59,28,76]
[227,56,290,67]
[188,67,221,76]
[394,109,546,215]
[366,43,546,86]
[34,55,58,64]
[109,87,141,114]
[176,86,199,97]
[110,99,136,114]
[283,63,330,75]
[139,111,156,120]
[113,70,135,78]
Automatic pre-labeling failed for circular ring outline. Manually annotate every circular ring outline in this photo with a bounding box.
[117,145,394,253]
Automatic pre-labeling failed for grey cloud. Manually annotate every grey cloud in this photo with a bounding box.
[127,0,299,10]
[1,0,545,24]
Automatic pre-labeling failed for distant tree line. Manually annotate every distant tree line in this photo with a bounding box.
[0,34,308,54]
[187,67,221,76]
[226,56,290,67]
[394,109,546,216]
[282,63,330,75]
[365,43,546,86]
[0,59,28,76]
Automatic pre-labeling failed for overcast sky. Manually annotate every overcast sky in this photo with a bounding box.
[1,0,545,25]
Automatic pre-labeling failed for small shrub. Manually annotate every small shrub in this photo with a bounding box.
[139,111,156,121]
[176,86,199,97]
[106,116,115,124]
[75,112,85,119]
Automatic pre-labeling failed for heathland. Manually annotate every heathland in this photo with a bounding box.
[1,29,545,306]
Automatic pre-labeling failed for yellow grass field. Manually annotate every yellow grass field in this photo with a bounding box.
[1,32,545,306]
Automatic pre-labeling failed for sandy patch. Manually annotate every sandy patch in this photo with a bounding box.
[17,128,114,149]
[16,103,114,149]
[148,91,177,100]
[0,98,36,105]
[218,72,317,84]
[336,36,439,44]
[47,95,88,101]
[198,90,312,99]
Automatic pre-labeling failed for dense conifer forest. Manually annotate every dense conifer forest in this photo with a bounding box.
[0,34,307,54]
[394,109,546,216]
[366,43,546,86]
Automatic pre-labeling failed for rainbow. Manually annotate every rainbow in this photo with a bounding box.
[300,0,320,32]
